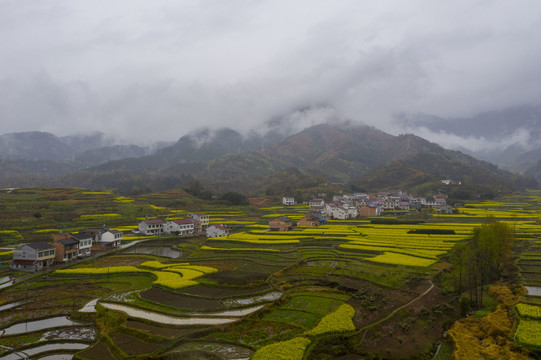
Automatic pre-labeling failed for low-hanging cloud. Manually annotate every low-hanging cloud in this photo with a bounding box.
[1,1,541,144]
[405,126,538,154]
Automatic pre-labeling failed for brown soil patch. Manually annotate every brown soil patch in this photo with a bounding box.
[334,355,363,360]
[140,287,225,310]
[248,197,272,207]
[180,285,271,298]
[204,271,270,286]
[77,340,117,360]
[189,262,236,271]
[126,320,204,338]
[359,285,459,359]
[111,331,164,356]
[349,279,429,329]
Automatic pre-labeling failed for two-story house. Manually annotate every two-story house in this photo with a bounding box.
[10,242,55,272]
[81,228,122,248]
[190,213,210,231]
[358,204,382,217]
[269,216,293,231]
[297,212,324,227]
[53,236,79,263]
[72,233,93,257]
[100,230,123,247]
[53,232,93,258]
[164,219,195,236]
[206,224,229,238]
[138,219,164,235]
[329,205,349,220]
[282,197,295,206]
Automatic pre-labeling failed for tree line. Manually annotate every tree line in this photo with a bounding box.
[448,219,518,309]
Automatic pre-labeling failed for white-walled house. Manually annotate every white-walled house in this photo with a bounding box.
[282,197,295,206]
[72,233,93,257]
[101,230,123,246]
[206,224,229,238]
[164,219,195,236]
[190,213,210,231]
[309,198,325,208]
[330,206,349,220]
[11,242,55,272]
[138,219,164,235]
[81,228,122,248]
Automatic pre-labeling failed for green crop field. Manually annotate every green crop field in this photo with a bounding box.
[1,188,541,359]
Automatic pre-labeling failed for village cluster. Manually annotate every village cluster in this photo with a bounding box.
[287,191,451,218]
[9,191,450,273]
[9,212,227,273]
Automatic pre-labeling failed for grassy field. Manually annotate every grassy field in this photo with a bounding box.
[1,188,541,359]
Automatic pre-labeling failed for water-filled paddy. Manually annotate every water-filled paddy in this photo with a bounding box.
[0,316,84,336]
[122,244,180,258]
[526,286,541,296]
[1,343,89,360]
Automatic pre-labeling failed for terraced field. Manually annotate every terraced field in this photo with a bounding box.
[1,190,541,359]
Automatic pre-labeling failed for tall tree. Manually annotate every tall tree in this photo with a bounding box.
[449,220,515,308]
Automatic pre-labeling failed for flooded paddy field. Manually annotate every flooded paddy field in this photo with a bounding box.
[122,244,181,258]
[5,194,541,359]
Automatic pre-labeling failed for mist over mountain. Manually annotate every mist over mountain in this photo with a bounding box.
[58,122,539,196]
[396,104,541,173]
[0,131,162,163]
[0,113,538,196]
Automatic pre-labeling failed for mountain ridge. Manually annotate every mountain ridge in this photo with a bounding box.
[0,122,537,196]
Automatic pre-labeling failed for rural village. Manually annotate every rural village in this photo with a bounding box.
[9,190,451,273]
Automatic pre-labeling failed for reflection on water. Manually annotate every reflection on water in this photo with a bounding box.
[526,286,541,296]
[78,298,99,313]
[37,355,74,360]
[222,291,282,307]
[0,316,84,336]
[40,327,97,342]
[2,343,88,360]
[0,300,26,312]
[123,245,180,258]
[100,302,265,325]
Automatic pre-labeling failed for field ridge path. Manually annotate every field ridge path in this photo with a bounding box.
[358,280,434,343]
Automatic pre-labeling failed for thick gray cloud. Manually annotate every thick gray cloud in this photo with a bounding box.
[1,0,540,143]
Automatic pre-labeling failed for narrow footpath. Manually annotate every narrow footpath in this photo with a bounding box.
[358,280,435,343]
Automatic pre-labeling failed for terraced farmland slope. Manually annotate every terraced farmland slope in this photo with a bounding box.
[1,189,541,359]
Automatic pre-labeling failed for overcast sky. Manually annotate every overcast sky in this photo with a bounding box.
[1,0,540,144]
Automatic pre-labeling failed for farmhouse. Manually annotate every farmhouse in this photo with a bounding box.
[282,196,295,206]
[359,204,382,217]
[309,198,325,208]
[206,224,229,237]
[439,204,454,214]
[138,219,164,235]
[297,212,323,227]
[72,233,93,257]
[53,232,93,257]
[269,216,294,231]
[10,242,55,272]
[81,228,123,248]
[190,213,210,231]
[101,230,123,247]
[329,205,349,220]
[52,236,79,263]
[164,218,195,236]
